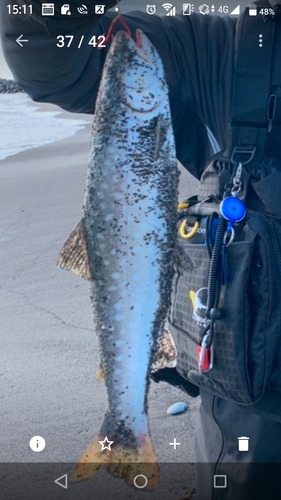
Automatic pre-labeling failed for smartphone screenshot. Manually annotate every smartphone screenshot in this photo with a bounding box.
[1,1,281,499]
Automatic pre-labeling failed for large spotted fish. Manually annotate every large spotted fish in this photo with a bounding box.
[57,28,178,489]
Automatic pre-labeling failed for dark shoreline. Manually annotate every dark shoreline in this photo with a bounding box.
[0,78,24,93]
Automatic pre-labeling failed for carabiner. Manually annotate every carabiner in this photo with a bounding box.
[197,332,213,373]
[179,218,199,239]
[223,226,235,246]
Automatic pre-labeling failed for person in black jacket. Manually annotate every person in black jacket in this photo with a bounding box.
[2,1,281,499]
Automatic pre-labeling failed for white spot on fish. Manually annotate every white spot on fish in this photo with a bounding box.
[96,233,104,240]
[114,314,124,322]
[132,232,143,240]
[113,192,123,200]
[115,354,123,362]
[119,258,127,267]
[103,260,110,266]
[111,272,121,280]
[131,246,141,254]
[112,174,120,183]
[108,285,118,291]
[105,214,114,222]
[131,273,143,283]
[114,303,123,310]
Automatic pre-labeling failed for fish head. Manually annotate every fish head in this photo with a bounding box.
[109,29,167,113]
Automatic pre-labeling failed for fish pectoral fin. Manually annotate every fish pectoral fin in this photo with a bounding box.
[72,428,159,489]
[57,219,92,281]
[95,364,104,382]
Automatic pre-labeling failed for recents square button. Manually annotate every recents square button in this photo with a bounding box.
[214,475,227,488]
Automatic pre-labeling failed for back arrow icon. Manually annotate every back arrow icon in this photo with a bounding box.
[54,474,68,489]
[16,35,29,47]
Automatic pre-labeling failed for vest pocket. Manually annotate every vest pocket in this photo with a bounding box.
[170,211,281,405]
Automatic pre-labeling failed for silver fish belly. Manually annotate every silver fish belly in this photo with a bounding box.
[57,28,179,489]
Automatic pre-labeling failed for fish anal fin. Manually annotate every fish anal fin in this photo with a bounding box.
[57,219,92,281]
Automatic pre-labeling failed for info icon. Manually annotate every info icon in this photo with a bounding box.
[29,436,46,452]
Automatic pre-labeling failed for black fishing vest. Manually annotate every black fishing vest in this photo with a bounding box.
[167,4,281,419]
[198,0,281,217]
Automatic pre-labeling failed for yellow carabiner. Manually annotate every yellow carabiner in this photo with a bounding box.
[179,219,200,239]
[177,202,189,210]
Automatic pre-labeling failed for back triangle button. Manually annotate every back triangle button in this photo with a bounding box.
[54,474,68,489]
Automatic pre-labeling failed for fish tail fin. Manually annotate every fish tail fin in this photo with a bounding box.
[71,431,112,481]
[110,433,159,488]
[71,420,159,489]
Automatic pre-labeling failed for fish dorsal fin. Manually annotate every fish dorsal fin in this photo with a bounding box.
[57,219,92,281]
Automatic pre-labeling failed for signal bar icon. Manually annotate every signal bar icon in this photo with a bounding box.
[162,3,176,15]
[230,4,240,14]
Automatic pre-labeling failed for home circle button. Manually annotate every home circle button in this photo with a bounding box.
[134,474,148,489]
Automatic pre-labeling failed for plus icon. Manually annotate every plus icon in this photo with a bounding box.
[169,438,181,450]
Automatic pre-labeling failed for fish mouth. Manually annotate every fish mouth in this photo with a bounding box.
[119,29,155,64]
[135,29,155,64]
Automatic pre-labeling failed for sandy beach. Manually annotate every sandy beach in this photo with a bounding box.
[0,101,200,499]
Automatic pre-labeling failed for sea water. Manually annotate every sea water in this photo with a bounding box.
[0,94,89,161]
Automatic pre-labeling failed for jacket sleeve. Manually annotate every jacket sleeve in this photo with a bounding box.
[0,0,236,179]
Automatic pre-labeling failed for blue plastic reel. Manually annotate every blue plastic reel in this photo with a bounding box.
[219,196,246,223]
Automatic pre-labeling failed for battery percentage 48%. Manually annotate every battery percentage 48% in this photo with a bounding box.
[56,35,106,48]
[259,7,275,15]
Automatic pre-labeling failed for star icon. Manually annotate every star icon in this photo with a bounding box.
[98,436,114,451]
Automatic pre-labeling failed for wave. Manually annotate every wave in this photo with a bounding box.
[0,94,89,161]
